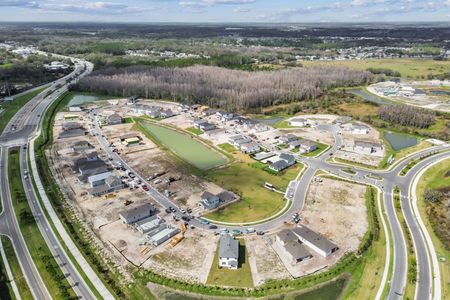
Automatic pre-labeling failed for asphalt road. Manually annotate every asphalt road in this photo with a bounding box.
[90,110,449,300]
[0,57,97,299]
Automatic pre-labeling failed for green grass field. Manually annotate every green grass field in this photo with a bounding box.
[139,122,226,170]
[206,239,253,288]
[0,239,14,300]
[302,59,450,79]
[1,236,33,300]
[0,87,46,133]
[416,159,450,300]
[218,143,236,153]
[8,148,76,299]
[186,126,203,135]
[204,154,301,223]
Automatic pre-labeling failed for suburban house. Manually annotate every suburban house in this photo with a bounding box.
[233,137,253,149]
[288,118,308,127]
[87,171,114,187]
[249,123,269,134]
[62,122,83,131]
[119,203,156,224]
[147,224,180,246]
[107,113,123,125]
[279,134,298,144]
[353,141,383,154]
[276,229,313,263]
[240,142,260,154]
[199,122,216,131]
[193,119,209,129]
[88,175,123,197]
[351,124,369,134]
[73,152,110,179]
[228,135,250,147]
[199,191,220,210]
[292,225,338,257]
[269,153,296,172]
[72,140,92,152]
[219,235,239,269]
[134,215,165,234]
[216,111,234,121]
[297,139,318,153]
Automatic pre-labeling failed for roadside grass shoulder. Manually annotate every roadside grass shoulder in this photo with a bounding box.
[416,159,450,300]
[0,238,14,300]
[7,148,77,299]
[218,143,236,153]
[206,239,253,288]
[0,236,33,300]
[186,126,203,135]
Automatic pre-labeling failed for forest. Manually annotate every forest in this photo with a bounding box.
[73,65,372,111]
[378,105,436,128]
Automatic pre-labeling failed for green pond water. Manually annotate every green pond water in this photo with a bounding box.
[384,131,418,151]
[141,123,226,170]
[349,89,390,106]
[67,94,99,106]
[162,277,347,300]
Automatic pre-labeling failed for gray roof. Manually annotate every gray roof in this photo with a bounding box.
[284,242,312,261]
[59,128,86,139]
[292,225,338,253]
[74,140,89,146]
[297,139,317,148]
[277,229,298,244]
[219,235,239,259]
[105,175,122,187]
[270,160,289,171]
[201,191,218,201]
[107,113,122,123]
[63,122,83,130]
[119,203,155,221]
[279,153,295,163]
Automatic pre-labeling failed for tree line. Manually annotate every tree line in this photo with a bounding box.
[378,105,436,128]
[74,65,372,111]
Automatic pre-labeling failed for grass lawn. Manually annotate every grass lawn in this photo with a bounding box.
[8,148,76,299]
[218,143,236,153]
[204,154,301,223]
[186,126,203,135]
[302,59,450,79]
[0,239,14,300]
[416,159,450,300]
[1,236,33,300]
[206,239,253,288]
[0,87,46,133]
[301,142,329,157]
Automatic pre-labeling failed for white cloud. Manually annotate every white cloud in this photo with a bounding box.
[233,7,250,13]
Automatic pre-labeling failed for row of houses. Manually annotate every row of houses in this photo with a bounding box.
[228,134,261,154]
[132,104,174,119]
[276,225,338,264]
[118,203,180,246]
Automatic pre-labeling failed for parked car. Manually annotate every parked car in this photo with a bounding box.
[231,229,242,236]
[200,219,210,225]
[165,208,172,214]
[208,225,218,230]
[180,208,186,214]
[256,231,265,236]
[245,228,255,234]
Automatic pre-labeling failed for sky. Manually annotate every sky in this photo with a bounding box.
[0,0,449,23]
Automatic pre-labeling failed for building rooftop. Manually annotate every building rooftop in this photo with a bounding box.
[284,242,312,261]
[292,225,337,254]
[119,203,155,221]
[219,235,239,259]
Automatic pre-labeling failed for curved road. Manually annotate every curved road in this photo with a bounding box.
[90,106,449,300]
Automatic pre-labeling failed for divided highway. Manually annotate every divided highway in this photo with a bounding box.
[0,57,101,299]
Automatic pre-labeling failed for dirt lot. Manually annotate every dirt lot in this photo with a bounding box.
[274,177,368,278]
[143,230,218,283]
[303,177,367,251]
[246,235,290,286]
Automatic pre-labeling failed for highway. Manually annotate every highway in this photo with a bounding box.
[0,56,99,299]
[89,107,449,300]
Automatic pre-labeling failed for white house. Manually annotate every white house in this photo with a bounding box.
[351,124,369,135]
[353,141,383,154]
[289,118,308,127]
[219,235,239,269]
[240,142,260,154]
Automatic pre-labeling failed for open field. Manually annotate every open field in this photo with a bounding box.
[139,122,227,170]
[338,101,380,119]
[204,154,301,223]
[302,59,450,79]
[206,239,253,288]
[0,87,46,133]
[1,236,33,300]
[8,148,76,299]
[416,159,450,300]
